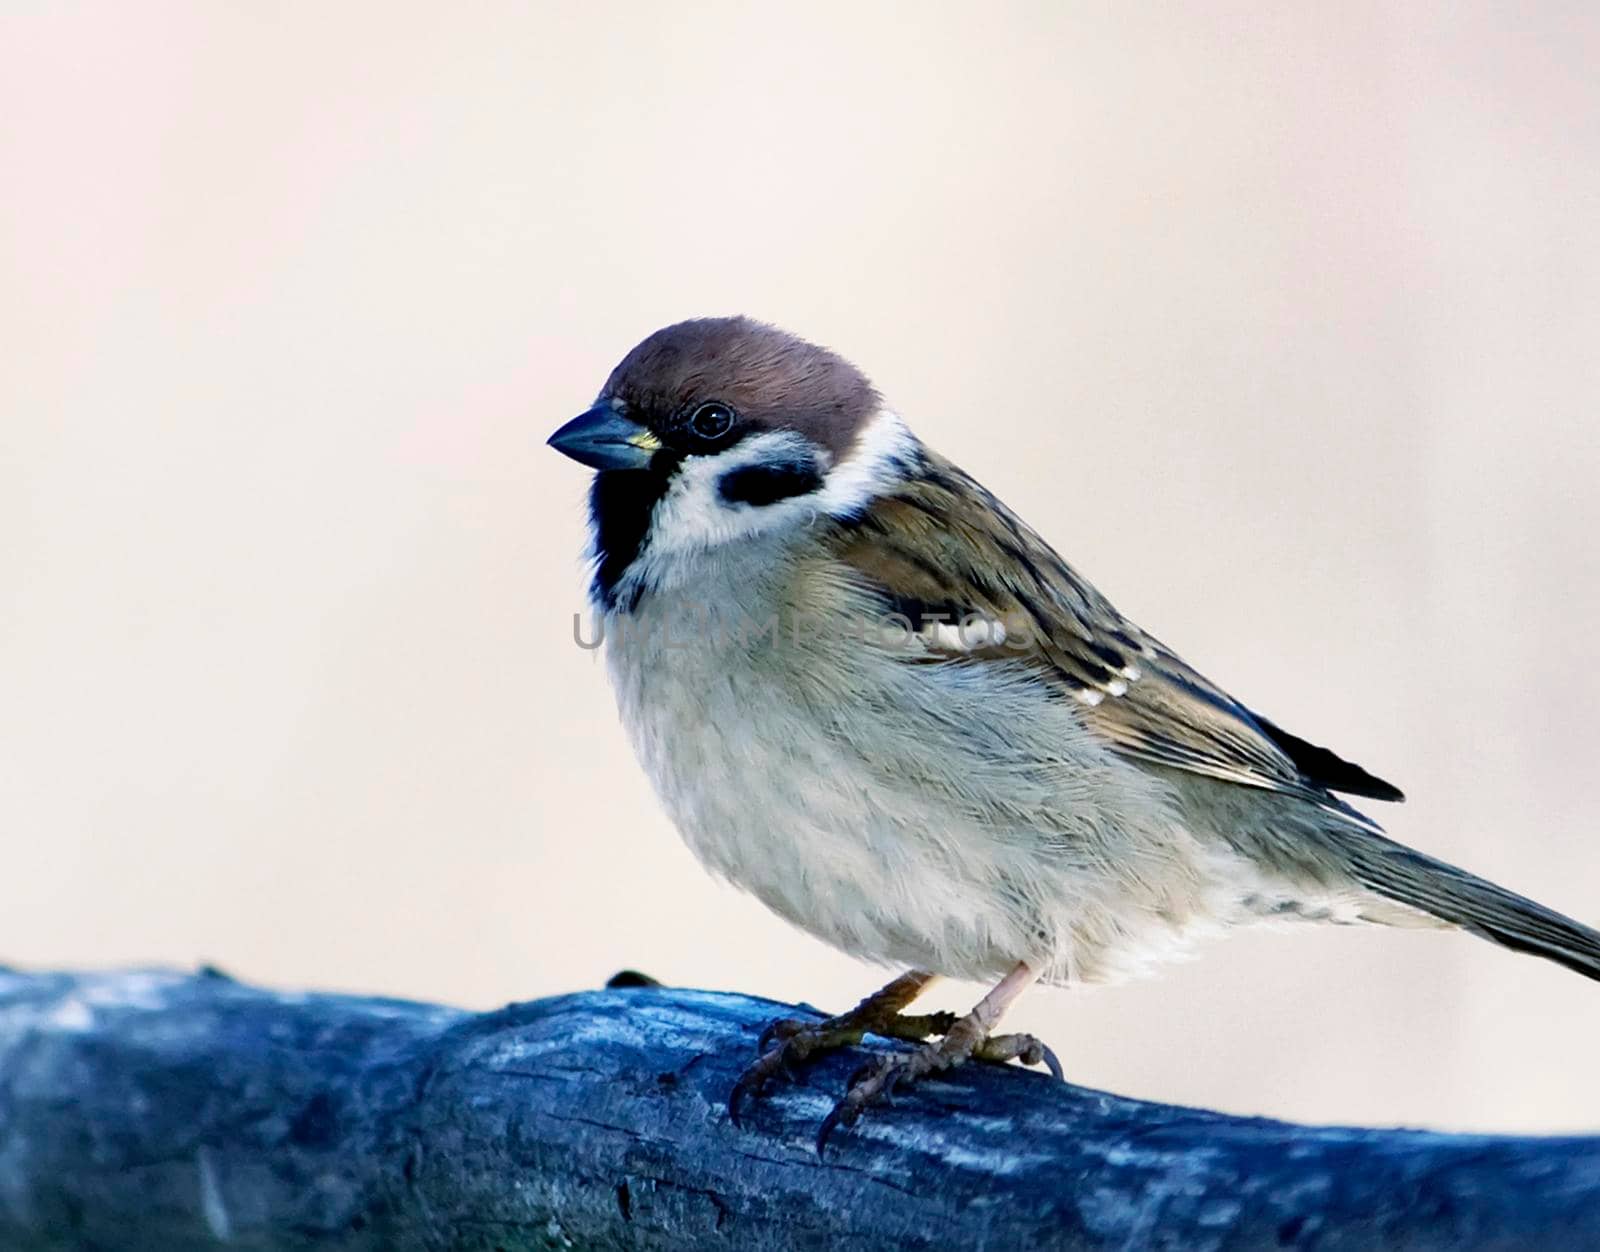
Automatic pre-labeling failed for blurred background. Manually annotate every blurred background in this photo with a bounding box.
[3,3,1597,1134]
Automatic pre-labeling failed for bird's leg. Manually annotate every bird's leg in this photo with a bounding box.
[817,960,1061,1153]
[728,970,937,1122]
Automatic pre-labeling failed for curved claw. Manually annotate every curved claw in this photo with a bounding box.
[815,1056,912,1154]
[728,1059,779,1126]
[757,1017,805,1053]
[814,1101,856,1157]
[1009,1035,1066,1081]
[726,1073,759,1127]
[733,1016,840,1126]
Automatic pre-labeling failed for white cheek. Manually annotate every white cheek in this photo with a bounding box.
[816,407,919,518]
[610,407,919,604]
[651,434,821,551]
[649,406,920,560]
[615,433,825,598]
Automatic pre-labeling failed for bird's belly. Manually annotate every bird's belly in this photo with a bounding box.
[606,612,1261,984]
[612,651,1005,974]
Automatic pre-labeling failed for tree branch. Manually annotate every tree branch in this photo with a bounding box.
[1,967,1596,1250]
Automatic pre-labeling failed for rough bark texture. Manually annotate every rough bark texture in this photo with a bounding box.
[0,967,1596,1250]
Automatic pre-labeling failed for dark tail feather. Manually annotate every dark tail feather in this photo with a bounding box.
[1337,830,1600,982]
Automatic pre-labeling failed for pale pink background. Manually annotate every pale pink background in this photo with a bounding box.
[3,4,1598,1132]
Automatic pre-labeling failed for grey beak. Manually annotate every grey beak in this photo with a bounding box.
[547,405,662,471]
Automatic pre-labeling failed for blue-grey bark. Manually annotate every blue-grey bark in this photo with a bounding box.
[0,967,1596,1250]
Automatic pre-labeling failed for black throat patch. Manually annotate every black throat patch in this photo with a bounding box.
[588,466,673,611]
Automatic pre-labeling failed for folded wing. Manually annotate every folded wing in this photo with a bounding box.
[826,453,1403,807]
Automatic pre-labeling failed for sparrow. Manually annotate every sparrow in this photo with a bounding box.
[549,316,1600,1150]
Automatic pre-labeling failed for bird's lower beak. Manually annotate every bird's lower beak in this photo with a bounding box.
[547,406,662,471]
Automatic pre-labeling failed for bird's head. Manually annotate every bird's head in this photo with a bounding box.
[549,317,918,610]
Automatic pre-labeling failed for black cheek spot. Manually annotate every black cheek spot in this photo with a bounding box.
[718,458,824,507]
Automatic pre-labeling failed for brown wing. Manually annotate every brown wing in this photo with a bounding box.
[827,453,1403,804]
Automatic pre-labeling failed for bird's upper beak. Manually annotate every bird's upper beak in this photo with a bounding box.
[547,405,662,471]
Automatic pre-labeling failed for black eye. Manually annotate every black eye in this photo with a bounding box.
[687,402,735,442]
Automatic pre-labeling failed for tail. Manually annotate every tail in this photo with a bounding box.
[1334,827,1600,982]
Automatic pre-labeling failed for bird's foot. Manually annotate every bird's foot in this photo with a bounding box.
[814,1018,1063,1154]
[728,1002,952,1125]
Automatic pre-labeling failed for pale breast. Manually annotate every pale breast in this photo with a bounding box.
[601,550,1259,984]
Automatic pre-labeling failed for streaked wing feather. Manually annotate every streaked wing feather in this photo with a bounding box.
[828,453,1402,804]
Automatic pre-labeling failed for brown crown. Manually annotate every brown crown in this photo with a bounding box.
[600,317,880,459]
